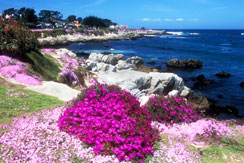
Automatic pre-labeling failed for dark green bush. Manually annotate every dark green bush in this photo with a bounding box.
[0,19,39,56]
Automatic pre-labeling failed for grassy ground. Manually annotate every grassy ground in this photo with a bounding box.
[27,51,61,81]
[201,137,244,163]
[0,78,64,125]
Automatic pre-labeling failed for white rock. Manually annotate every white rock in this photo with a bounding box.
[56,48,77,57]
[168,90,179,97]
[88,53,104,62]
[97,70,184,97]
[139,95,150,106]
[126,56,144,66]
[116,60,133,70]
[180,86,190,97]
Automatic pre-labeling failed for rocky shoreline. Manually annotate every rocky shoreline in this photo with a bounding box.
[80,51,243,119]
[38,30,165,46]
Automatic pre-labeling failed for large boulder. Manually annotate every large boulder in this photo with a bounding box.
[167,58,203,69]
[56,48,77,57]
[126,56,144,67]
[87,53,104,63]
[215,71,231,78]
[97,70,184,97]
[186,92,210,114]
[86,62,117,73]
[240,82,244,87]
[87,53,124,65]
[193,74,215,88]
[116,60,135,70]
[144,72,184,95]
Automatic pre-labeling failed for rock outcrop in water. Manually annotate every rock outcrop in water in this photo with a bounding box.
[166,58,203,69]
[240,82,244,87]
[85,53,187,98]
[192,74,215,88]
[215,71,231,78]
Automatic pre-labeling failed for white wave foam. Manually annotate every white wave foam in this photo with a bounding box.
[166,32,184,35]
[190,33,199,35]
[175,37,187,39]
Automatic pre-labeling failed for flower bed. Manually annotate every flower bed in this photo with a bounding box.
[58,84,159,162]
[144,95,201,124]
[0,55,41,85]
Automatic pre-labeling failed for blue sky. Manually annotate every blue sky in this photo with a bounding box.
[0,0,243,29]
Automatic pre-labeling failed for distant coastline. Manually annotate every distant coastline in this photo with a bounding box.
[38,30,165,47]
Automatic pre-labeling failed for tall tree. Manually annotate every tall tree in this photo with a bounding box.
[39,10,52,22]
[77,17,82,24]
[39,10,63,23]
[18,8,37,23]
[83,16,116,28]
[66,15,76,22]
[2,8,18,18]
[83,16,106,28]
[52,11,62,21]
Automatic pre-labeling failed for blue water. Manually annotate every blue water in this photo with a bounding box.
[66,30,244,115]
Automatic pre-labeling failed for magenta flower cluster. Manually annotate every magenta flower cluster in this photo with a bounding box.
[58,84,159,161]
[0,55,41,85]
[144,95,201,124]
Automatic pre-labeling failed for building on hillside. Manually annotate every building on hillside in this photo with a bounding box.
[110,25,128,30]
[119,25,128,29]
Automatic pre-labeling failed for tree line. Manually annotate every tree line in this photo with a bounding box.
[1,7,117,28]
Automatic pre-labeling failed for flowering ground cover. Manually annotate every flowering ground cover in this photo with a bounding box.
[1,82,244,162]
[58,84,159,162]
[0,55,41,85]
[144,95,201,124]
[1,104,244,162]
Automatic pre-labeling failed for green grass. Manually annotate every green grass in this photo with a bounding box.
[0,85,64,125]
[43,53,62,68]
[26,51,61,81]
[201,138,244,163]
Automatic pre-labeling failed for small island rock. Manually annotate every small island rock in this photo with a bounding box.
[166,58,203,69]
[215,71,231,78]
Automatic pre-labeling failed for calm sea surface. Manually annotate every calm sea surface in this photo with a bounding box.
[66,29,244,115]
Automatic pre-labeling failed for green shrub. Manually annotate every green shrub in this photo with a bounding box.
[0,19,39,56]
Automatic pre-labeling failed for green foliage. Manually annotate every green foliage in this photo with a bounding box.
[26,51,60,81]
[66,15,76,23]
[39,10,63,23]
[2,8,18,18]
[83,16,116,28]
[0,85,64,124]
[0,19,39,56]
[77,17,83,24]
[2,7,38,23]
[18,7,38,23]
[34,29,66,38]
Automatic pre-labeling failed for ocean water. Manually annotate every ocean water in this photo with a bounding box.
[66,30,244,115]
